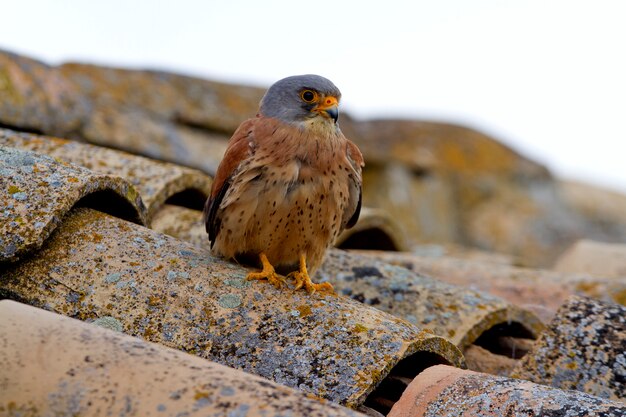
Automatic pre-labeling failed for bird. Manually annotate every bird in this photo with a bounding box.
[203,74,364,294]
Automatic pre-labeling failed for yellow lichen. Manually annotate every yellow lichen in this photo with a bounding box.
[352,323,368,333]
[576,281,599,296]
[297,305,312,317]
[194,391,210,400]
[148,296,162,307]
[612,288,626,305]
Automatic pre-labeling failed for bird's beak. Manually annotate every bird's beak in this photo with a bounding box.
[315,96,339,123]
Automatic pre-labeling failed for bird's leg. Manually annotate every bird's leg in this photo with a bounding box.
[246,252,286,289]
[287,254,334,294]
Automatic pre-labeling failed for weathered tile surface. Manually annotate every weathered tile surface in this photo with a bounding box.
[512,296,626,401]
[57,62,263,175]
[0,129,212,220]
[151,204,209,246]
[0,49,86,135]
[318,250,544,349]
[149,204,543,351]
[336,207,410,251]
[553,239,626,278]
[389,365,626,417]
[0,207,464,408]
[364,251,626,322]
[0,300,363,417]
[0,146,146,262]
[0,49,259,175]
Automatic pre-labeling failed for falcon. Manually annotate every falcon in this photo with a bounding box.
[204,75,364,293]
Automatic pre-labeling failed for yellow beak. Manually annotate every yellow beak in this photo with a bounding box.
[314,96,339,122]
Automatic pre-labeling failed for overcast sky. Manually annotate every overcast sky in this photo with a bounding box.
[2,0,625,192]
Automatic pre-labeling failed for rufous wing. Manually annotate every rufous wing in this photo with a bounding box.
[344,139,365,229]
[203,119,258,247]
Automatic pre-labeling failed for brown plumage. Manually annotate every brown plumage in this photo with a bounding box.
[204,75,364,293]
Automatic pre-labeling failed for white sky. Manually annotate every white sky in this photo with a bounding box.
[1,0,625,192]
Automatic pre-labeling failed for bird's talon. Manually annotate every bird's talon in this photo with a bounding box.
[246,253,285,289]
[287,266,334,295]
[247,270,285,289]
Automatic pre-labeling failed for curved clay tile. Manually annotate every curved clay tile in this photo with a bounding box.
[151,204,208,247]
[318,250,544,351]
[347,119,549,179]
[150,204,543,361]
[58,62,264,133]
[0,128,212,221]
[553,239,626,278]
[512,296,625,401]
[405,245,514,265]
[0,146,146,262]
[336,207,410,252]
[1,208,464,410]
[0,300,362,417]
[79,107,230,175]
[388,365,625,417]
[57,62,263,175]
[0,50,248,175]
[0,49,86,135]
[365,252,626,323]
[361,164,460,247]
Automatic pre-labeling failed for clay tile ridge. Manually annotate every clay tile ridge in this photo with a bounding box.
[0,128,212,223]
[0,145,147,262]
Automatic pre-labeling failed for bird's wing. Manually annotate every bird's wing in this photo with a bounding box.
[344,139,365,229]
[203,118,259,247]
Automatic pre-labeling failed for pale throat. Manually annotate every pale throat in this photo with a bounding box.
[299,116,340,138]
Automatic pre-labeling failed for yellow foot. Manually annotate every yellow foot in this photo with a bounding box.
[287,254,334,294]
[246,253,286,289]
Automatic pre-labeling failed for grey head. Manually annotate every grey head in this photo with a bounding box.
[259,74,342,124]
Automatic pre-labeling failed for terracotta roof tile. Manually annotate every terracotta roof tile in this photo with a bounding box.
[318,250,544,350]
[388,365,625,416]
[553,239,626,278]
[0,145,146,262]
[0,50,86,135]
[361,251,626,323]
[0,128,212,221]
[3,48,626,412]
[336,207,410,251]
[1,207,464,409]
[1,300,363,417]
[147,200,543,352]
[512,296,626,401]
[0,49,263,175]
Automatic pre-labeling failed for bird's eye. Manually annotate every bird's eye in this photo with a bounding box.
[300,90,317,103]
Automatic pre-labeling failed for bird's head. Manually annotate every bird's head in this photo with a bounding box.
[259,74,342,128]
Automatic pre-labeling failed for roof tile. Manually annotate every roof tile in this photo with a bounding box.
[389,365,625,416]
[0,146,146,262]
[553,239,626,278]
[363,251,626,322]
[319,250,544,350]
[0,128,212,221]
[512,296,626,401]
[0,300,363,417]
[148,203,543,354]
[1,207,464,408]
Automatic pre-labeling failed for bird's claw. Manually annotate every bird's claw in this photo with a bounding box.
[287,271,334,294]
[247,269,285,289]
[246,253,286,289]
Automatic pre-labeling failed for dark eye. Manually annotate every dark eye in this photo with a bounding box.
[300,90,317,103]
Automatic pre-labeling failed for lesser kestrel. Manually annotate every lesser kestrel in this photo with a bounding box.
[203,75,364,293]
